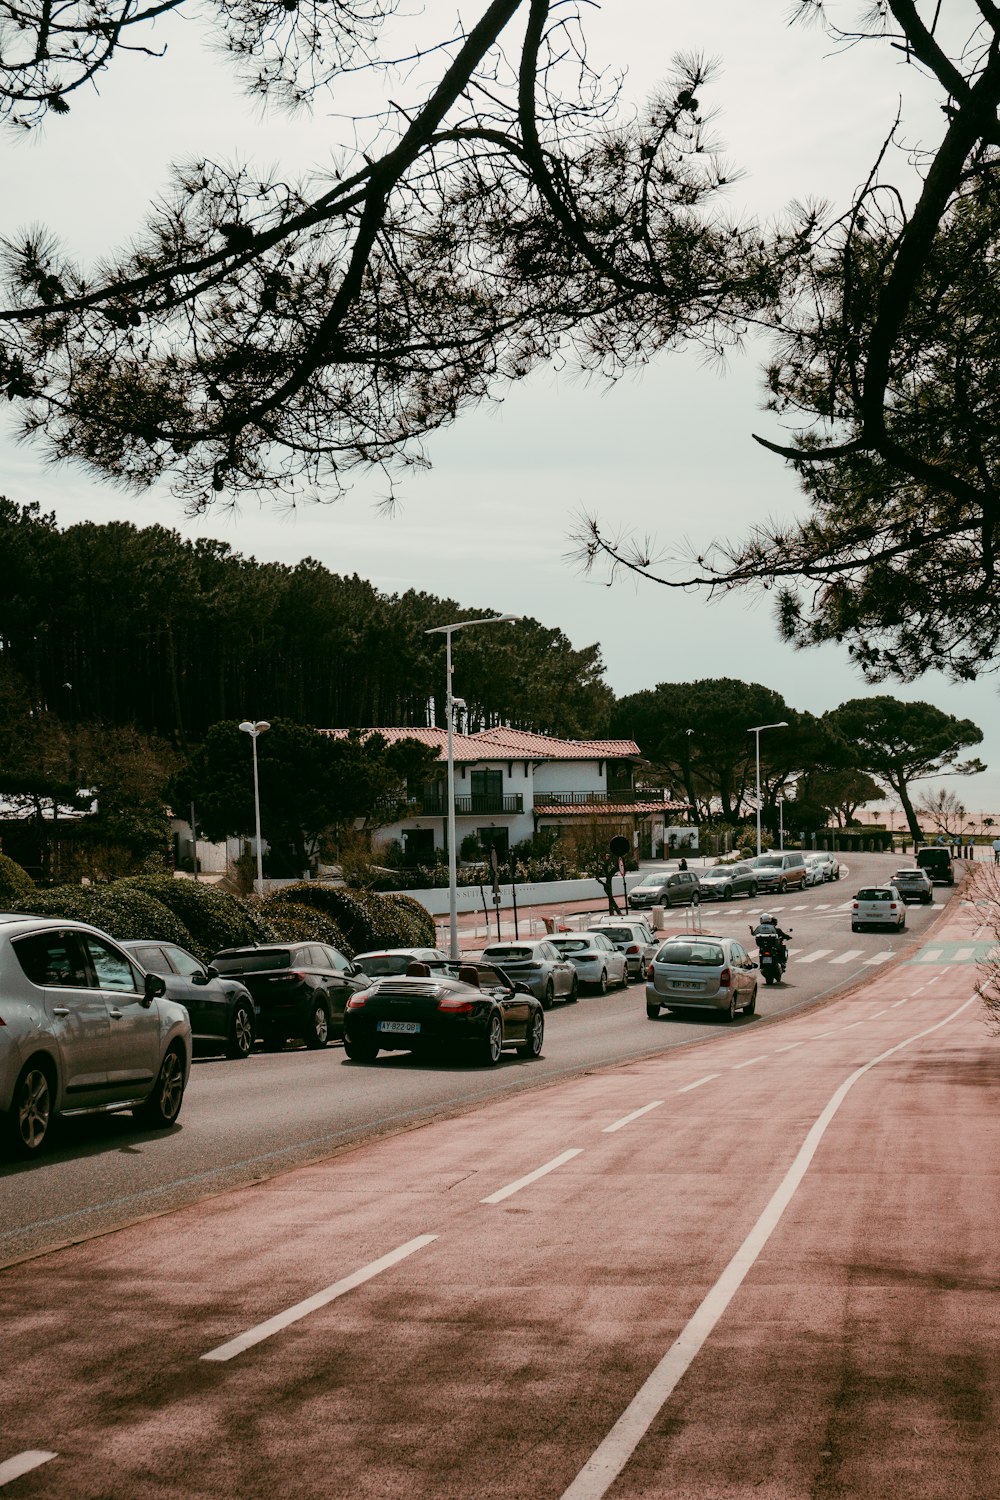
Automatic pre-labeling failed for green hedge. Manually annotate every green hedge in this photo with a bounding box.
[117,877,266,960]
[267,883,435,953]
[11,885,193,947]
[258,899,352,951]
[0,853,34,906]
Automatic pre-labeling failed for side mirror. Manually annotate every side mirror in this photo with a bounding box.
[191,970,210,986]
[514,982,532,995]
[205,964,220,979]
[143,971,166,1004]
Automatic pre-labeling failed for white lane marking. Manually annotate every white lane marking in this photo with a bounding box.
[676,1074,720,1094]
[869,1009,888,1017]
[890,998,909,1007]
[920,949,944,963]
[0,1453,58,1487]
[911,986,926,995]
[481,1149,583,1205]
[558,994,977,1500]
[864,951,893,967]
[603,1102,664,1134]
[774,1042,804,1052]
[830,949,865,965]
[202,1235,438,1362]
[814,903,831,910]
[791,904,810,911]
[731,1055,768,1070]
[798,949,833,964]
[954,947,976,961]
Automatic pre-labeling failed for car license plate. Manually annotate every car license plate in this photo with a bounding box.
[671,980,698,989]
[377,1020,420,1034]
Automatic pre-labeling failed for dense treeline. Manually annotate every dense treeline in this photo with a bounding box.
[0,499,612,743]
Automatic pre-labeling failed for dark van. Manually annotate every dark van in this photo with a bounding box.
[915,846,955,885]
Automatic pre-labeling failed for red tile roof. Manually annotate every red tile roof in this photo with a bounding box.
[321,727,642,763]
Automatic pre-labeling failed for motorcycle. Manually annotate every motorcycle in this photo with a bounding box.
[751,927,791,986]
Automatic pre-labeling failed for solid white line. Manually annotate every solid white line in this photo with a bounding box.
[731,1055,768,1070]
[830,949,865,965]
[603,1101,664,1134]
[676,1073,719,1094]
[481,1149,583,1204]
[558,994,977,1500]
[201,1235,438,1362]
[0,1453,57,1487]
[798,949,832,964]
[864,951,893,967]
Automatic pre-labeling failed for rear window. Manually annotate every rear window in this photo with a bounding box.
[857,888,891,902]
[355,955,411,976]
[212,948,291,973]
[595,928,635,943]
[755,856,783,868]
[549,938,590,954]
[483,946,532,962]
[656,941,725,967]
[893,870,922,879]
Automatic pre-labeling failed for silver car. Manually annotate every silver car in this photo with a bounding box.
[0,915,192,1157]
[586,917,658,979]
[478,940,578,1008]
[646,934,758,1022]
[546,932,629,993]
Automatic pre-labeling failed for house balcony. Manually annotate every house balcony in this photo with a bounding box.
[537,790,645,806]
[414,793,524,817]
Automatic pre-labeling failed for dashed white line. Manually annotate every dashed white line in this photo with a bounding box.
[890,998,909,1007]
[0,1453,58,1487]
[774,1042,804,1052]
[603,1101,664,1134]
[869,1008,888,1017]
[676,1074,720,1094]
[731,1055,768,1070]
[201,1235,439,1362]
[481,1149,583,1205]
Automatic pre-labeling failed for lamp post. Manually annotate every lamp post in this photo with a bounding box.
[426,615,521,959]
[748,721,788,858]
[238,719,270,892]
[777,794,784,852]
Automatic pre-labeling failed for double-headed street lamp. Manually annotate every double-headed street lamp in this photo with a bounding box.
[748,721,788,858]
[426,614,521,959]
[239,719,270,891]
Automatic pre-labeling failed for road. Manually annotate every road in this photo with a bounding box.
[0,853,949,1266]
[1,860,997,1498]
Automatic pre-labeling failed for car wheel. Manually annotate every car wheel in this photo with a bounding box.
[748,883,758,898]
[722,885,733,901]
[6,1061,53,1157]
[567,974,579,1003]
[518,1009,544,1059]
[542,981,554,1011]
[598,968,608,995]
[745,987,757,1016]
[136,1046,186,1129]
[646,1001,660,1019]
[851,923,859,933]
[304,999,330,1049]
[899,915,906,930]
[778,879,787,894]
[923,894,932,905]
[343,1036,379,1063]
[726,994,738,1021]
[483,1012,503,1066]
[226,1001,255,1059]
[618,963,629,989]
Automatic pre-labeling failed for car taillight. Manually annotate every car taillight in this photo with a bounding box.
[626,944,641,954]
[852,901,859,909]
[889,903,898,911]
[346,993,369,1009]
[646,963,655,979]
[437,996,475,1013]
[719,967,732,988]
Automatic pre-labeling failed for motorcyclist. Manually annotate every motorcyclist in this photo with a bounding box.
[750,913,791,968]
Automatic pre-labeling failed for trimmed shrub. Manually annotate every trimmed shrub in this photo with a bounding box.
[377,893,437,948]
[0,853,34,906]
[259,899,352,952]
[10,885,193,947]
[267,882,435,952]
[117,876,264,960]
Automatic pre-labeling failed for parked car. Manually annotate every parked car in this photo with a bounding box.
[697,862,758,901]
[803,856,827,887]
[477,939,578,1008]
[807,852,840,882]
[748,851,808,893]
[209,941,369,1049]
[546,932,629,992]
[645,933,758,1022]
[0,915,191,1157]
[851,886,906,932]
[343,970,544,1065]
[628,869,701,909]
[915,846,956,885]
[353,947,448,978]
[119,939,255,1059]
[586,917,658,979]
[889,868,934,904]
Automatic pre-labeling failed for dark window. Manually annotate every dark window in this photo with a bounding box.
[131,944,169,974]
[471,769,502,799]
[162,945,205,979]
[14,931,90,989]
[477,826,509,855]
[403,828,435,864]
[213,949,292,973]
[80,934,140,993]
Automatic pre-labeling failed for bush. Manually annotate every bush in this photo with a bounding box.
[267,882,435,952]
[258,899,353,950]
[10,884,193,947]
[116,876,264,960]
[0,853,34,906]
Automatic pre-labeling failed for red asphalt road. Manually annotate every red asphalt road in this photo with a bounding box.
[2,898,999,1499]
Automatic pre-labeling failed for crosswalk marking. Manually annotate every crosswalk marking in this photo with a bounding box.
[919,948,944,963]
[864,951,893,966]
[830,949,865,965]
[798,949,833,964]
[954,947,976,962]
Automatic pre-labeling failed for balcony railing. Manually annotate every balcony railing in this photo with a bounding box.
[414,793,524,816]
[536,790,646,806]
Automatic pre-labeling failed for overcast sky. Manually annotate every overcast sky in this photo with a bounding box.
[3,1,997,817]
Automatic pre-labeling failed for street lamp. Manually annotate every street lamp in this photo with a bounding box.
[748,721,788,858]
[777,794,784,852]
[426,615,521,959]
[238,719,270,892]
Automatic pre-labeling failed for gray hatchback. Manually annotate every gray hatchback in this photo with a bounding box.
[645,934,758,1022]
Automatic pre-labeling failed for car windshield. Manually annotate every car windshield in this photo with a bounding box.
[634,877,665,889]
[701,868,730,879]
[656,942,725,967]
[212,948,291,972]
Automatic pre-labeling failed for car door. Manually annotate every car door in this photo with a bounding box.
[79,931,159,1097]
[14,929,115,1104]
[131,942,211,1037]
[540,940,573,996]
[161,943,227,1040]
[317,945,365,1028]
[730,941,754,1001]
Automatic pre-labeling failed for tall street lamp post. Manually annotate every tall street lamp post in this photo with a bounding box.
[748,721,788,858]
[426,615,521,959]
[239,719,270,892]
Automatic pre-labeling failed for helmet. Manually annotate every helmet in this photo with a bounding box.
[757,914,777,927]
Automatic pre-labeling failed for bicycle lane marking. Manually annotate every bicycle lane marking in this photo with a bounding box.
[558,992,978,1500]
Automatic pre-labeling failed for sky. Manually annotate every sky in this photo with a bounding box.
[1,1,997,818]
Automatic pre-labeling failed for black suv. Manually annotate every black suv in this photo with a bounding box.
[209,942,368,1050]
[915,847,955,886]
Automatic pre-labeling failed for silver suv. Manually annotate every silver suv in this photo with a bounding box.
[586,917,658,979]
[890,868,934,905]
[0,916,192,1157]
